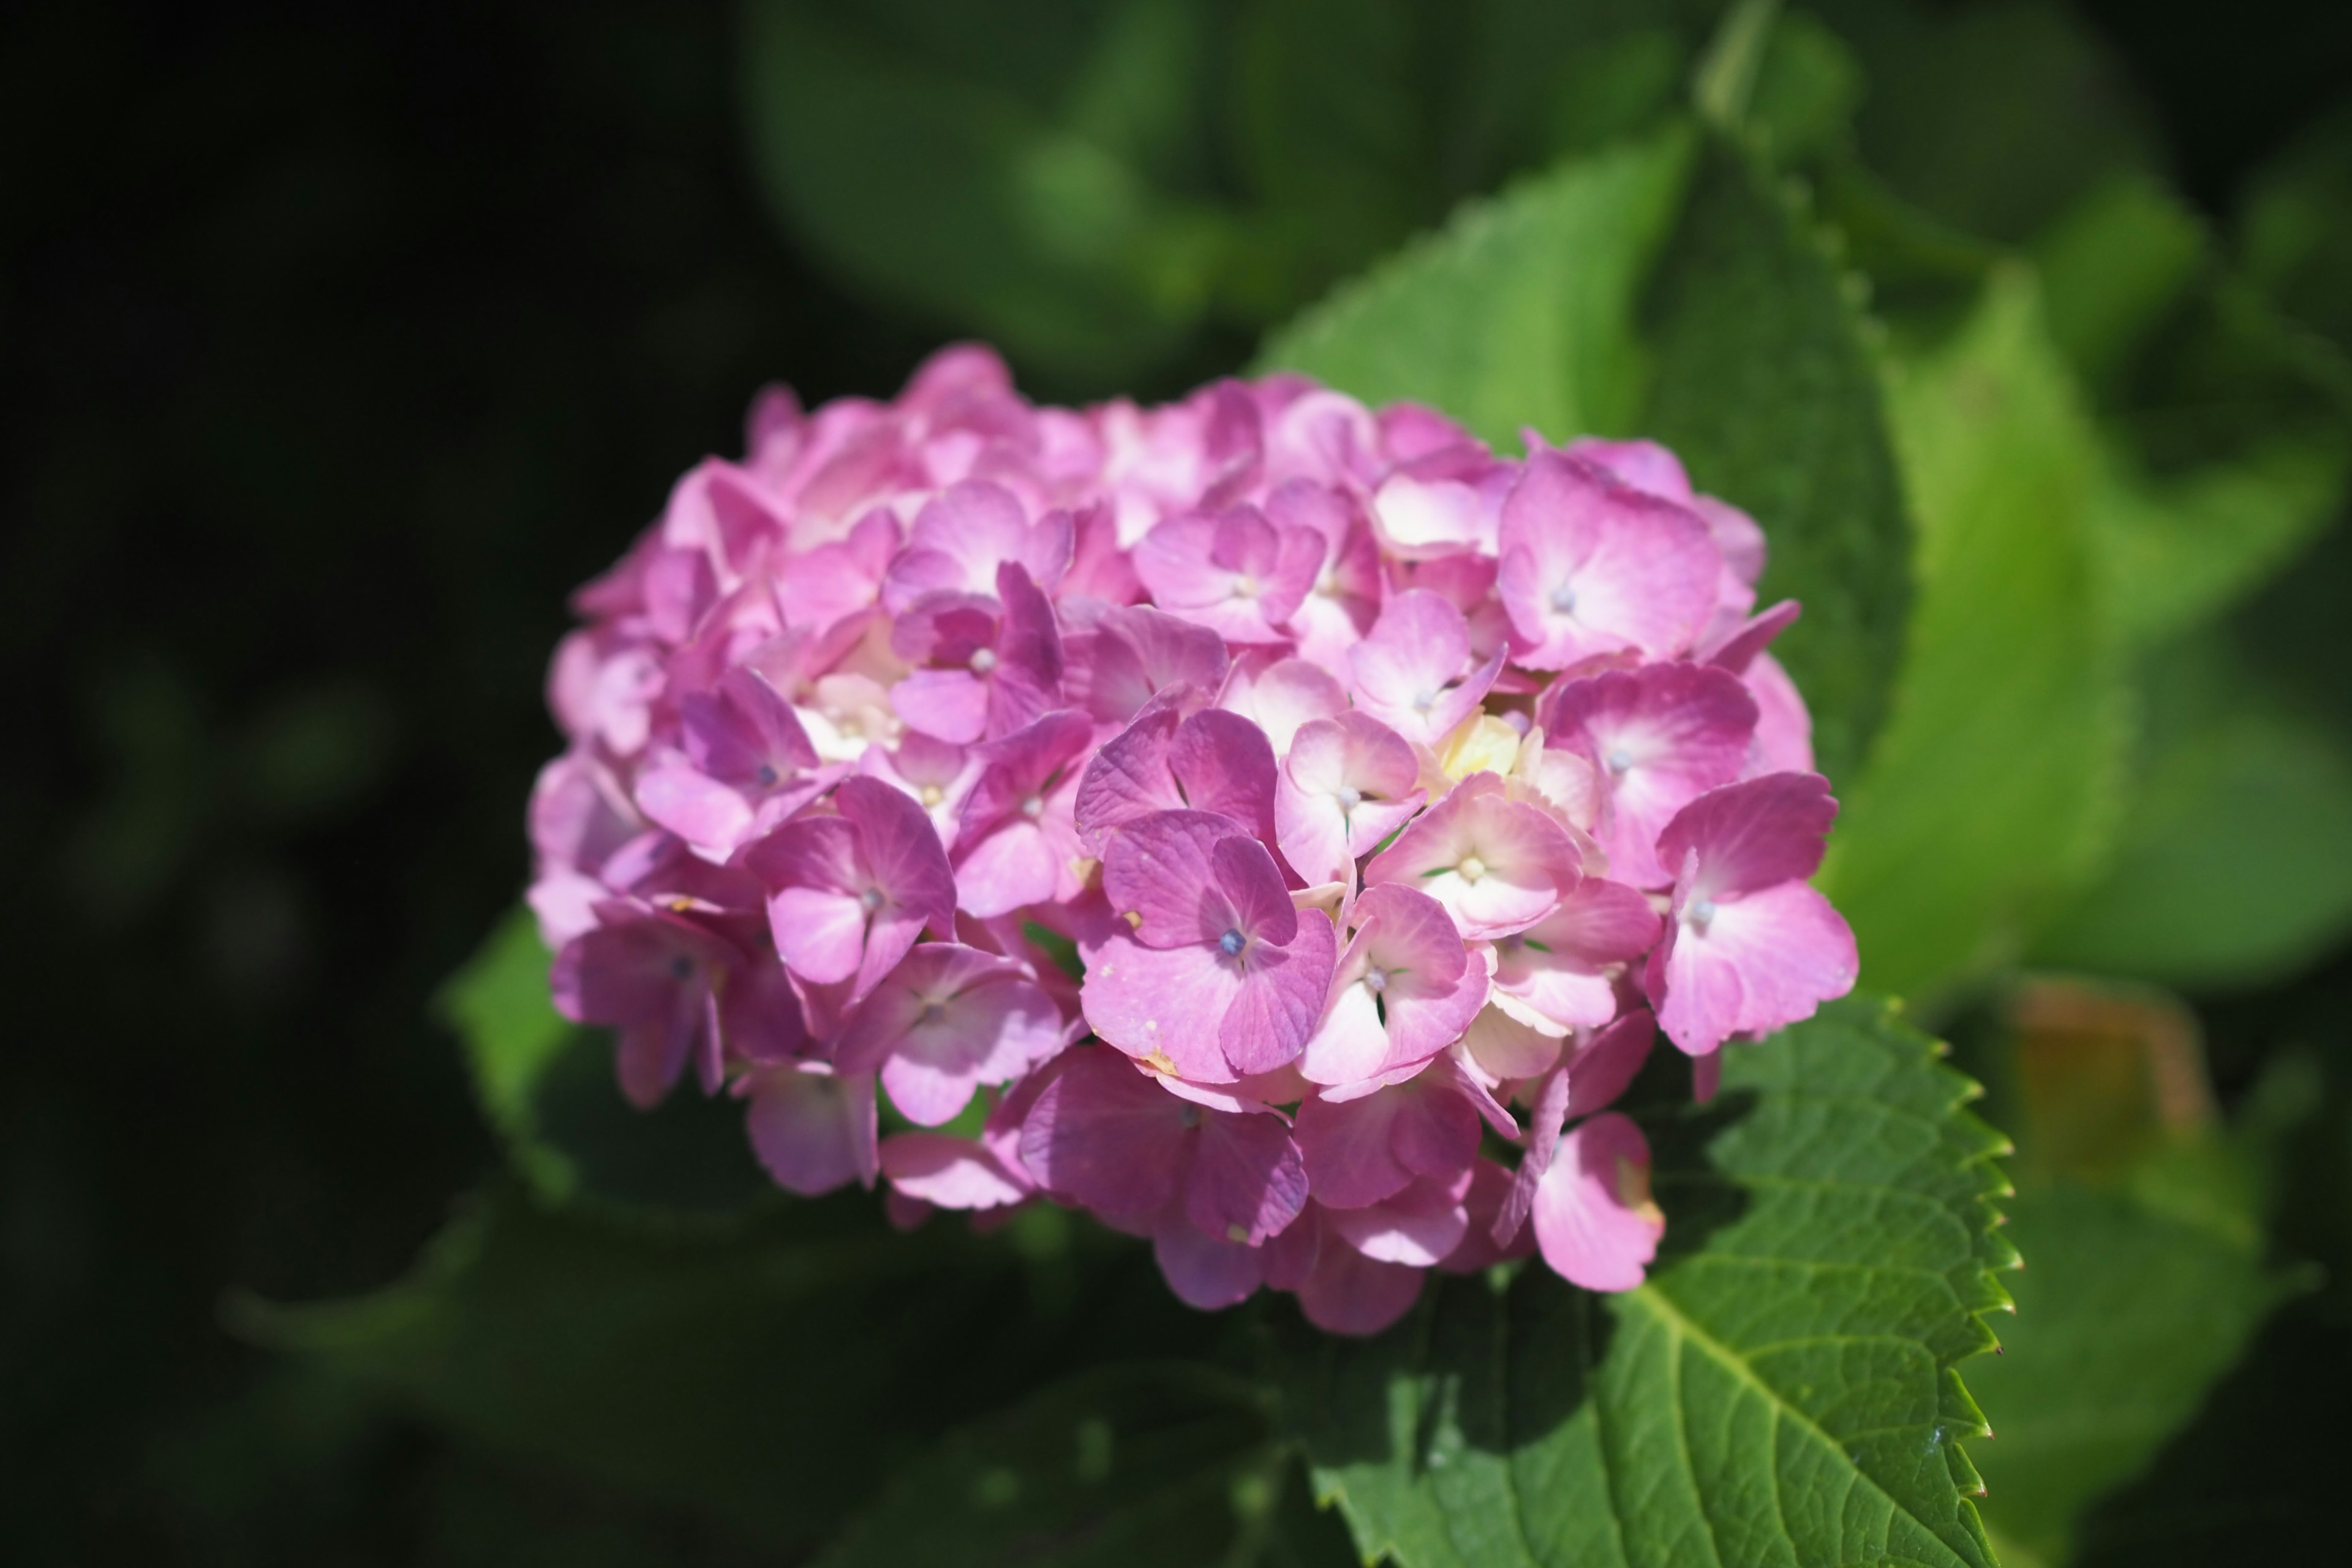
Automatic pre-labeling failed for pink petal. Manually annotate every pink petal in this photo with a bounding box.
[1071,604,1231,723]
[1153,1223,1267,1309]
[1566,1006,1656,1118]
[1219,654,1348,754]
[1531,1112,1662,1292]
[880,1133,1031,1208]
[1217,907,1336,1076]
[1185,1107,1309,1245]
[1498,453,1719,667]
[1017,1050,1188,1226]
[836,775,958,937]
[1361,774,1581,940]
[1082,931,1245,1082]
[1541,663,1758,888]
[1655,772,1839,900]
[1646,878,1856,1057]
[743,1063,878,1196]
[1324,1172,1472,1266]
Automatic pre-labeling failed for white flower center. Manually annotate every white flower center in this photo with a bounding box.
[1605,746,1634,775]
[859,887,885,913]
[1412,688,1438,714]
[968,647,998,674]
[1020,795,1046,820]
[1549,583,1578,614]
[1334,784,1362,810]
[1232,573,1261,600]
[919,784,944,807]
[1689,897,1718,927]
[1457,855,1488,883]
[1362,964,1389,995]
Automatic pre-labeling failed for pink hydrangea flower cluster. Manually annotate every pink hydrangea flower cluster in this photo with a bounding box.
[533,346,1858,1334]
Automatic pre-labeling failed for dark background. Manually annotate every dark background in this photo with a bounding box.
[4,1,2348,1561]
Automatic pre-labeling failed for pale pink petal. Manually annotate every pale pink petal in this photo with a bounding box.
[880,1133,1030,1209]
[1541,663,1758,888]
[1082,932,1245,1082]
[1647,880,1856,1057]
[1531,1112,1662,1291]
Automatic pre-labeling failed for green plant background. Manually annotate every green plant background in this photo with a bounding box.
[12,1,2352,1564]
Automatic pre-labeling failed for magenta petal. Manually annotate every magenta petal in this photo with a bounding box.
[1074,703,1185,850]
[891,667,992,744]
[1218,907,1335,1076]
[1185,1108,1308,1245]
[1566,1008,1657,1118]
[836,775,958,937]
[1081,931,1243,1082]
[1153,1222,1267,1309]
[1017,1050,1188,1225]
[744,1065,878,1196]
[1390,1076,1481,1180]
[1211,834,1297,946]
[1102,809,1240,948]
[632,765,753,851]
[1655,771,1839,899]
[1169,710,1278,844]
[1294,1215,1426,1335]
[1294,1088,1411,1210]
[1074,605,1231,722]
[1531,1111,1663,1292]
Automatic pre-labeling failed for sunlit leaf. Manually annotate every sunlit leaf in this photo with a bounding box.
[1289,996,2015,1568]
[1822,268,2126,1000]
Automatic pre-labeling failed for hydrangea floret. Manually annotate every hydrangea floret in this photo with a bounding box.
[534,346,1858,1334]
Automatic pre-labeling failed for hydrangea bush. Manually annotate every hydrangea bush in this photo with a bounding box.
[532,344,1857,1335]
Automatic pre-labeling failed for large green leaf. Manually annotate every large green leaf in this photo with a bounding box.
[815,1363,1353,1568]
[1945,984,2318,1567]
[233,1189,1223,1555]
[1256,126,1696,451]
[438,907,774,1215]
[1821,268,2125,1000]
[737,0,1244,385]
[1639,133,1916,782]
[2032,637,2352,990]
[1964,1178,2297,1568]
[1286,995,2015,1568]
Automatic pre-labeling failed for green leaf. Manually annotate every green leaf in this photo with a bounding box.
[233,1188,1223,1555]
[1821,267,2125,1000]
[1256,125,1697,450]
[1812,0,2162,245]
[1965,1181,2299,1568]
[1287,995,2015,1568]
[1639,134,1916,781]
[2028,175,2208,391]
[2087,438,2349,654]
[737,0,1240,385]
[1949,1000,2318,1567]
[2032,637,2352,989]
[815,1363,1349,1568]
[439,907,775,1216]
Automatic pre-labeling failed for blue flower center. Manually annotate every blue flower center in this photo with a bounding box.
[1218,927,1246,957]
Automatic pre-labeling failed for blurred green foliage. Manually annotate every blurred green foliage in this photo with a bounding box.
[15,1,2352,1564]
